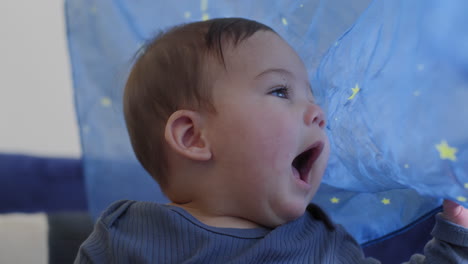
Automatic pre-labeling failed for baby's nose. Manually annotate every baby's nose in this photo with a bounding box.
[304,103,326,129]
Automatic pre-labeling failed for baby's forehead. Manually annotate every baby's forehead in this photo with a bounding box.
[202,30,309,88]
[222,54,307,84]
[224,33,303,70]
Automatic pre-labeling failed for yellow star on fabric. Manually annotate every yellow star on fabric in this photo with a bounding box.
[348,84,360,100]
[381,198,391,205]
[184,11,191,19]
[100,97,112,107]
[457,196,467,203]
[435,140,458,161]
[464,183,468,189]
[202,13,210,21]
[330,197,340,204]
[282,18,288,26]
[404,164,410,169]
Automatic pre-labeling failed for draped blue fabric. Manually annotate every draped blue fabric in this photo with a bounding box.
[65,0,467,244]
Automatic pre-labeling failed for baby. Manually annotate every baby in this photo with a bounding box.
[75,18,468,263]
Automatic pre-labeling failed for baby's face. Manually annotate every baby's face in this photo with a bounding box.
[204,31,330,227]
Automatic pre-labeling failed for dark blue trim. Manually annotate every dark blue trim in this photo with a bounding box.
[361,205,442,247]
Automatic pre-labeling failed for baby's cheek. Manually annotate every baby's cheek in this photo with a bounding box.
[259,127,296,164]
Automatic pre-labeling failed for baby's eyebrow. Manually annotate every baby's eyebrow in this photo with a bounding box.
[255,68,314,98]
[254,68,293,80]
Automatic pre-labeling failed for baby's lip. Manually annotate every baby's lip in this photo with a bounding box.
[292,141,325,183]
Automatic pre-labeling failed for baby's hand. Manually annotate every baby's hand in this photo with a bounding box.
[442,200,468,228]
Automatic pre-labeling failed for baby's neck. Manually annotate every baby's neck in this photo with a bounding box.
[168,202,263,229]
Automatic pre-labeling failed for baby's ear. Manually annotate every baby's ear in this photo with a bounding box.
[164,110,212,161]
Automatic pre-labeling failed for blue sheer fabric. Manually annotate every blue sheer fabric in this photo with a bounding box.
[66,0,467,244]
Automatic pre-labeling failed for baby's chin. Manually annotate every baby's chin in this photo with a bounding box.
[264,201,309,227]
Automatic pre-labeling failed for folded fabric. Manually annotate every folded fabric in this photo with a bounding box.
[313,0,467,241]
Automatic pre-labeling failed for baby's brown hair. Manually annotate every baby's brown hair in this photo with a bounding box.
[123,18,274,188]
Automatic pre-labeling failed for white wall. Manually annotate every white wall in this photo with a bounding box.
[0,1,81,158]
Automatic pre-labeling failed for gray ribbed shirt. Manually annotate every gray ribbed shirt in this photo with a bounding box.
[75,200,468,263]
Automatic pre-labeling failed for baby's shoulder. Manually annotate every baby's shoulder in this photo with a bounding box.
[98,200,168,228]
[98,200,135,227]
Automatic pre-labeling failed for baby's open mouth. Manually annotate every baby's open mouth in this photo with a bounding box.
[292,141,324,183]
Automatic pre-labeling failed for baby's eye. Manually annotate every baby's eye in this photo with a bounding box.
[270,86,290,99]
